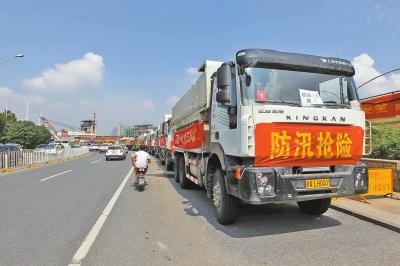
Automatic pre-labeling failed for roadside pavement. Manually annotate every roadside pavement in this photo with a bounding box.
[331,193,400,233]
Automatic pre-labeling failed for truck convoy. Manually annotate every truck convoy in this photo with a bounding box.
[156,114,173,170]
[151,48,370,224]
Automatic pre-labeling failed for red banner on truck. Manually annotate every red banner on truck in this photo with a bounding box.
[255,123,364,167]
[173,121,204,149]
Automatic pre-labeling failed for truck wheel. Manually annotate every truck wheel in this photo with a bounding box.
[297,198,331,215]
[166,161,173,171]
[179,156,190,189]
[213,169,238,225]
[174,156,180,183]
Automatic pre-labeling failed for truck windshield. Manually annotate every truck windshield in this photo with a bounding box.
[240,67,359,107]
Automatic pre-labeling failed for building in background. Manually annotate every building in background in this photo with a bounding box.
[81,119,96,134]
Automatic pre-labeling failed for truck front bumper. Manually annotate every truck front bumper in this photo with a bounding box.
[231,164,368,205]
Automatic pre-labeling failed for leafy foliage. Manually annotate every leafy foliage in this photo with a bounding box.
[368,127,400,160]
[0,116,5,136]
[0,111,17,124]
[0,111,51,148]
[4,121,51,149]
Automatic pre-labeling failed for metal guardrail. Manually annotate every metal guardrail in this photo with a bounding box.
[0,147,89,172]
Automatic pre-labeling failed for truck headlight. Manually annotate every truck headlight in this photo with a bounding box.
[354,167,368,192]
[254,170,275,196]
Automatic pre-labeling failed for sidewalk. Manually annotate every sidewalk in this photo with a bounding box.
[331,193,400,233]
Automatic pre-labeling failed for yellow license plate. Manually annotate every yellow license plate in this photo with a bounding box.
[305,179,330,189]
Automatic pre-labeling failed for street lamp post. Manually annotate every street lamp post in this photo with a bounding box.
[5,100,11,118]
[25,100,30,121]
[0,54,24,66]
[357,67,400,90]
[1,54,24,117]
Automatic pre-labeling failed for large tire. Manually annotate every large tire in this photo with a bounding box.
[166,161,173,171]
[178,156,191,189]
[213,169,238,225]
[297,198,331,215]
[174,156,180,183]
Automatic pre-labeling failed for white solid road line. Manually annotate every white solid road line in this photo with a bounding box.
[90,159,102,164]
[69,167,134,265]
[39,170,72,182]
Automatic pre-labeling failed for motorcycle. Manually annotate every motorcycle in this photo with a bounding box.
[135,168,147,191]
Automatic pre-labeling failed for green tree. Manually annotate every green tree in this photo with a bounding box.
[0,110,17,124]
[0,111,18,143]
[0,116,5,136]
[4,120,51,149]
[369,127,400,160]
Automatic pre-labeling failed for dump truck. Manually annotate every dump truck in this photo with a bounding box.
[157,114,173,170]
[148,131,156,155]
[171,48,370,224]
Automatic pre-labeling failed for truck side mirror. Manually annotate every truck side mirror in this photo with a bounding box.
[216,63,232,105]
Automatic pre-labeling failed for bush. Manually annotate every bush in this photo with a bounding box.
[368,127,400,160]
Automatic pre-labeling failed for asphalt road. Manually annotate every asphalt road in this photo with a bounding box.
[1,153,399,266]
[84,160,400,266]
[0,152,131,266]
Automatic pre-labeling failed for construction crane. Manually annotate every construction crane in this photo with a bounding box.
[40,117,80,140]
[40,117,61,141]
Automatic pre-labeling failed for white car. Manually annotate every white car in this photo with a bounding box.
[105,146,126,160]
[99,144,109,153]
[34,144,49,153]
[46,143,64,155]
[89,144,99,151]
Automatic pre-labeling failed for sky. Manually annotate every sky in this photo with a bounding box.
[0,0,399,134]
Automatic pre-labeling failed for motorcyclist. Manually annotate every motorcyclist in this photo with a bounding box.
[131,149,151,184]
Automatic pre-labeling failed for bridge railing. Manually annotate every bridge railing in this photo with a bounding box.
[0,146,89,172]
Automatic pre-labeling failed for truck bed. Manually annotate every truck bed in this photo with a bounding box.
[171,60,222,129]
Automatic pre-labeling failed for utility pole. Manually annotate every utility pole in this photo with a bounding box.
[93,112,96,135]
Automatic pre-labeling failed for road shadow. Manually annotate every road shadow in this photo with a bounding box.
[149,160,174,178]
[165,176,342,238]
[147,172,174,178]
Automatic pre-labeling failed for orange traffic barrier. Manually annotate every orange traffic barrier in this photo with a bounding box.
[356,168,399,203]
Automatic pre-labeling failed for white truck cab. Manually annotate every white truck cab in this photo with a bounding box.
[172,49,369,224]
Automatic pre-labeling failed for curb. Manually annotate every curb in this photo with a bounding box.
[330,204,400,233]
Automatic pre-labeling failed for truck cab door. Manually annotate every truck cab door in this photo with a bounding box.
[211,66,240,155]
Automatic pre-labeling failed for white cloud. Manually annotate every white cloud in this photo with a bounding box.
[23,52,104,93]
[141,99,155,110]
[352,53,400,98]
[185,67,198,76]
[0,86,45,104]
[0,86,46,120]
[166,95,179,108]
[185,66,201,86]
